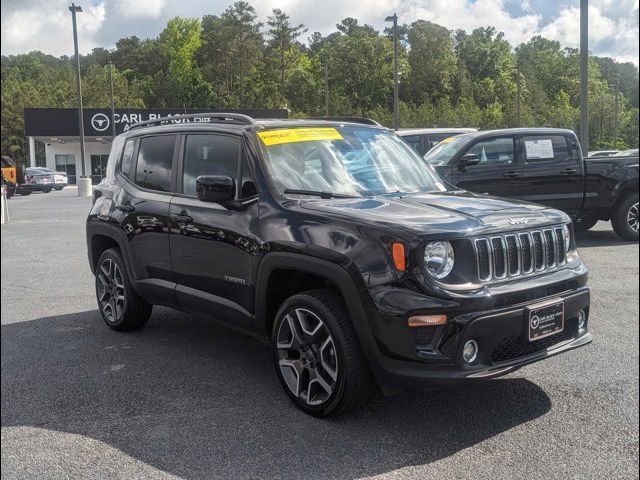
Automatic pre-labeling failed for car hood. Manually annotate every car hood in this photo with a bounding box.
[299,191,568,237]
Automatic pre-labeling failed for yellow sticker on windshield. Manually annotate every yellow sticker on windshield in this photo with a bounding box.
[258,128,343,146]
[439,136,455,144]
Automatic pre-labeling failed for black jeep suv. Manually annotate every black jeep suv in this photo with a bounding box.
[87,113,591,416]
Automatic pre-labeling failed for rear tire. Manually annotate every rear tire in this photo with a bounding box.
[271,288,374,417]
[612,193,639,241]
[95,248,152,331]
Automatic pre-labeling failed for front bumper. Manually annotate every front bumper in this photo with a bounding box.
[360,269,591,391]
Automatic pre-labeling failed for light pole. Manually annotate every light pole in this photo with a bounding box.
[579,0,588,154]
[324,52,329,116]
[385,13,399,130]
[612,83,619,149]
[69,3,91,196]
[108,61,116,138]
[516,61,521,127]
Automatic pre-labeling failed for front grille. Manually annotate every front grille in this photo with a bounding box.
[474,226,568,283]
[491,320,578,363]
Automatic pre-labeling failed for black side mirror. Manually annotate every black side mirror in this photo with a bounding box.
[196,175,235,203]
[456,153,480,171]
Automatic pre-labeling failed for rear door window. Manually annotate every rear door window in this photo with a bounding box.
[134,135,177,192]
[522,135,571,163]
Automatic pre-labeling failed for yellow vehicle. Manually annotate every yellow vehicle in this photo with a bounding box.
[1,156,32,198]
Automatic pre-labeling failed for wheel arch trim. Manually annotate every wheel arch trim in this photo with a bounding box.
[255,252,384,373]
[87,222,137,286]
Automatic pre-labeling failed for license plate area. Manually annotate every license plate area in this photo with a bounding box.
[527,299,564,342]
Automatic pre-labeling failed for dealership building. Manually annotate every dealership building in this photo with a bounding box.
[24,108,288,183]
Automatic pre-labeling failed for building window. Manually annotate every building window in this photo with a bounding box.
[55,154,76,184]
[91,154,110,184]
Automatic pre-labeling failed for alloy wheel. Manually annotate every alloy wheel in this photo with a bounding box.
[97,258,125,323]
[627,202,639,233]
[276,308,339,406]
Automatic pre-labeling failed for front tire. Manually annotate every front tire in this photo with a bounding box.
[612,193,639,241]
[95,248,152,331]
[272,289,374,417]
[574,218,598,232]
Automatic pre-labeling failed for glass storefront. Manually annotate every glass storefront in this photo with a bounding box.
[54,154,76,184]
[91,154,109,184]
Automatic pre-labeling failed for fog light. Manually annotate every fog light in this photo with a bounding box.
[578,309,586,329]
[462,340,478,363]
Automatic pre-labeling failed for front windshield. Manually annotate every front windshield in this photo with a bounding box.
[258,126,443,197]
[423,135,469,166]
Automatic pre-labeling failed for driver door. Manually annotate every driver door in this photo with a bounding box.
[168,132,259,330]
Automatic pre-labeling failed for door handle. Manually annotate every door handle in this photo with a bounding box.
[503,171,521,178]
[560,168,577,175]
[115,204,135,213]
[169,213,193,224]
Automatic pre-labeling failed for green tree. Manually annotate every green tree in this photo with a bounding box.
[405,21,457,104]
[267,8,306,99]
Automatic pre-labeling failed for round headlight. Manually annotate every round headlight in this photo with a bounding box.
[563,224,571,252]
[424,241,455,279]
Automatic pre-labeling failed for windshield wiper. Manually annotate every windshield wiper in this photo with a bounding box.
[283,189,357,199]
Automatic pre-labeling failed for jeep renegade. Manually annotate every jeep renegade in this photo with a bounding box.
[87,113,591,416]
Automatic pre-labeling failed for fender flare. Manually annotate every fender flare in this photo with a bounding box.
[254,252,384,371]
[612,178,639,205]
[87,222,137,286]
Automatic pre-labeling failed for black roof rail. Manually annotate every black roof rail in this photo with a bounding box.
[128,112,257,131]
[308,116,383,127]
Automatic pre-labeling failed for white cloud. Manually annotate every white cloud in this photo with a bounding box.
[1,0,106,56]
[112,0,167,19]
[397,0,542,46]
[540,4,639,64]
[0,0,637,65]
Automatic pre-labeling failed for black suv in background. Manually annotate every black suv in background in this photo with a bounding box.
[423,128,639,240]
[87,114,591,416]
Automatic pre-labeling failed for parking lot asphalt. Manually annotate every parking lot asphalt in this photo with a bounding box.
[1,188,638,480]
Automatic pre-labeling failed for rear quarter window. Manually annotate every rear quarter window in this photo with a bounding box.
[104,135,125,184]
[119,139,136,178]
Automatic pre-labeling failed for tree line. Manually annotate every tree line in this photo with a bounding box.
[2,1,638,162]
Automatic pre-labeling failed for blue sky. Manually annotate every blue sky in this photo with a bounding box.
[1,0,638,65]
